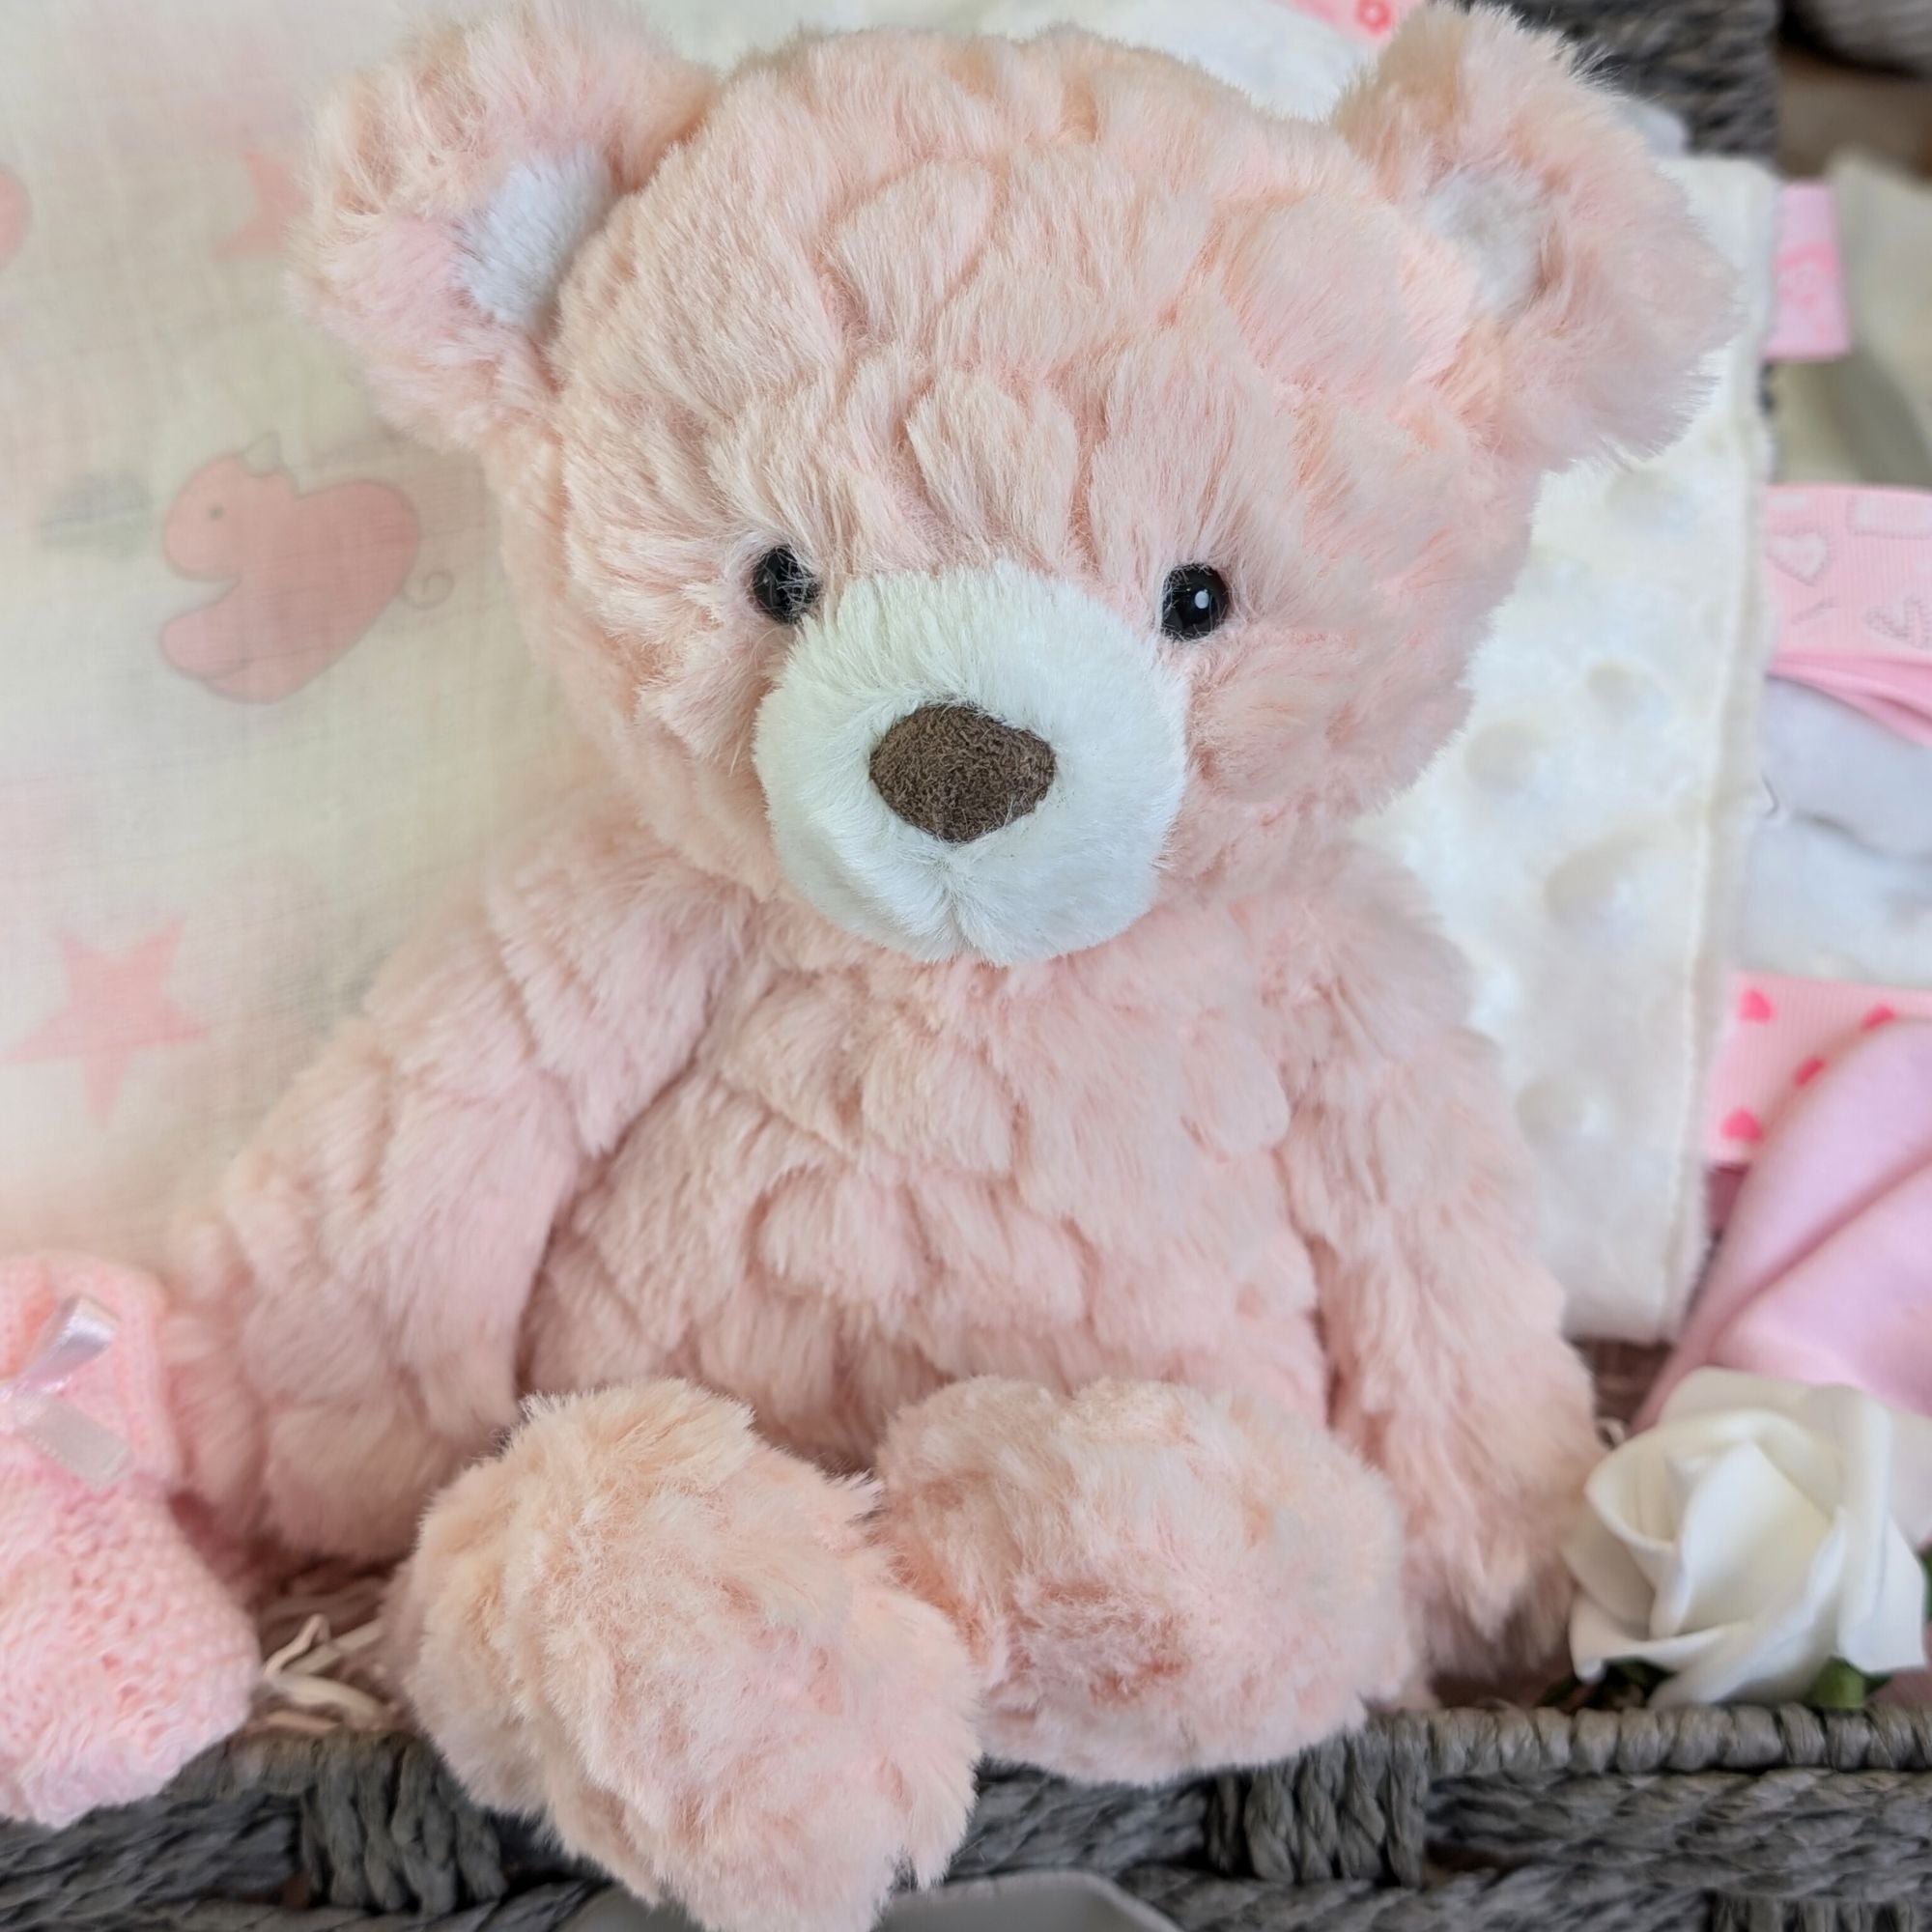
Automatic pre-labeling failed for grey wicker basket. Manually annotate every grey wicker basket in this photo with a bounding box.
[7,1708,1931,1932]
[1489,0,1780,156]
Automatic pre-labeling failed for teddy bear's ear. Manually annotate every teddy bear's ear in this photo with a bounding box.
[294,1,713,450]
[1332,6,1735,473]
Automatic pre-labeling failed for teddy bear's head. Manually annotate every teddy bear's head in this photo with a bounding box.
[300,1,1729,965]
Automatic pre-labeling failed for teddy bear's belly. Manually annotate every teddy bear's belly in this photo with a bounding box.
[523,1012,1329,1466]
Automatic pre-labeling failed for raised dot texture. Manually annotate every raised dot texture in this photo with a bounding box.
[1545,837,1656,933]
[1606,468,1695,535]
[1464,720,1547,793]
[1587,660,1666,720]
[1516,1075,1599,1147]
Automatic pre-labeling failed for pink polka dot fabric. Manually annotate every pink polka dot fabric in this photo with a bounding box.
[1654,1021,1932,1425]
[1706,971,1932,1164]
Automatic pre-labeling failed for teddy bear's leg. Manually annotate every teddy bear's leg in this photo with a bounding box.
[389,1380,981,1932]
[1280,997,1603,1683]
[0,1256,259,1826]
[875,1378,1412,1783]
[158,797,737,1568]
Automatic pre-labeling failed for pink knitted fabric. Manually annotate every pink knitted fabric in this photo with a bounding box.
[0,1256,258,1827]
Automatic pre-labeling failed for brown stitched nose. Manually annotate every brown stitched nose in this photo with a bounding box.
[868,702,1057,844]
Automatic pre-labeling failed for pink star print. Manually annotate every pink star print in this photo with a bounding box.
[6,925,204,1122]
[216,153,301,260]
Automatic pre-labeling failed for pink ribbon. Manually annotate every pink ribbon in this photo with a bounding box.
[1765,485,1932,749]
[1773,655,1932,749]
[0,1295,131,1490]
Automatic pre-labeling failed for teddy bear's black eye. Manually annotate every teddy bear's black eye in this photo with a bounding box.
[1160,564,1231,640]
[1160,564,1231,641]
[750,547,821,625]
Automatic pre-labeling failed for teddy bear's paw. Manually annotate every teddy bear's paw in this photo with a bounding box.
[1431,1474,1595,1688]
[1,1256,259,1826]
[1404,1363,1602,1685]
[392,1380,981,1932]
[878,1378,1413,1783]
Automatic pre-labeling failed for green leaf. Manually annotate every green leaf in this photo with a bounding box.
[1605,1658,1667,1694]
[1804,1658,1878,1710]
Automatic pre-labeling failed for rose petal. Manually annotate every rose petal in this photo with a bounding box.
[1581,1435,1687,1560]
[1570,1597,1724,1683]
[1662,1439,1829,1637]
[1562,1510,1656,1627]
[1573,1372,1932,1711]
[1885,1407,1932,1548]
[1753,1412,1857,1520]
[1837,1514,1932,1677]
[1815,1384,1893,1634]
[1656,1383,1845,1515]
[1659,1519,1850,1707]
[1660,1370,1812,1428]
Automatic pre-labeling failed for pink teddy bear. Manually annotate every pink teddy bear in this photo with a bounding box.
[2,6,1731,1928]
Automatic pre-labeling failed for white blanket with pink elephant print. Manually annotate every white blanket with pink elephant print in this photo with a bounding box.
[0,0,1773,1342]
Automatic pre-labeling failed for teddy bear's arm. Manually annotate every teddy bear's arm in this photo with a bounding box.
[1274,848,1599,1679]
[161,794,740,1563]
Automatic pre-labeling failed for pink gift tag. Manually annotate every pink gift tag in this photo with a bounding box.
[1706,972,1932,1164]
[1264,0,1426,43]
[1766,486,1932,746]
[1764,183,1851,362]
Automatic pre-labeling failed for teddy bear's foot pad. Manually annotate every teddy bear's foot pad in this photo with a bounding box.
[390,1380,980,1932]
[878,1378,1414,1783]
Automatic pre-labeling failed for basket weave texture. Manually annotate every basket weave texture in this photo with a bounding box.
[1496,0,1779,154]
[6,1709,1931,1931]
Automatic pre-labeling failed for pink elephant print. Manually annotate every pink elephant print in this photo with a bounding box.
[161,446,420,702]
[0,167,28,270]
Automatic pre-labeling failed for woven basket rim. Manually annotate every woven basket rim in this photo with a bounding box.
[174,1699,1932,1805]
[13,1705,1928,1929]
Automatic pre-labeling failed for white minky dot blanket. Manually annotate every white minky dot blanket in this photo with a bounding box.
[0,0,1776,1343]
[1370,158,1778,1340]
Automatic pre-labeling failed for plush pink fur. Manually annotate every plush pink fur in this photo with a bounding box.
[1332,8,1737,471]
[389,1382,979,1932]
[300,0,714,448]
[4,7,1733,1927]
[166,793,746,1560]
[877,1378,1410,1779]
